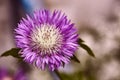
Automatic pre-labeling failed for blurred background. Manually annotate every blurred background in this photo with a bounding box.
[0,0,120,80]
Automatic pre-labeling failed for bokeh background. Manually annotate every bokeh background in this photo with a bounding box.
[0,0,120,80]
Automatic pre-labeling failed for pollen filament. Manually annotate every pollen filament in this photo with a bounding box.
[31,24,62,54]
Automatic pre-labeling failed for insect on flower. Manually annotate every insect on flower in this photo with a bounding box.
[15,10,78,71]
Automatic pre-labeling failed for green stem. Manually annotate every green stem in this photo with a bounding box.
[54,70,62,80]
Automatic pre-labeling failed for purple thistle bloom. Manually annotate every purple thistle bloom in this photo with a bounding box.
[0,68,9,79]
[14,68,28,80]
[15,10,78,71]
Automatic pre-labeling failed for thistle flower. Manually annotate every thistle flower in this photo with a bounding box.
[0,68,9,79]
[0,67,28,80]
[15,10,78,71]
[14,68,28,80]
[0,68,13,80]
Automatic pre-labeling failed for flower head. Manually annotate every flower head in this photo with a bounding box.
[0,68,9,79]
[15,10,78,71]
[14,68,28,80]
[0,67,28,80]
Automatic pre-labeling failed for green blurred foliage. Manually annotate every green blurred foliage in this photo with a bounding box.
[59,71,96,80]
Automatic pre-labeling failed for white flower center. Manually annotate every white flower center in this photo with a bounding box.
[31,24,63,54]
